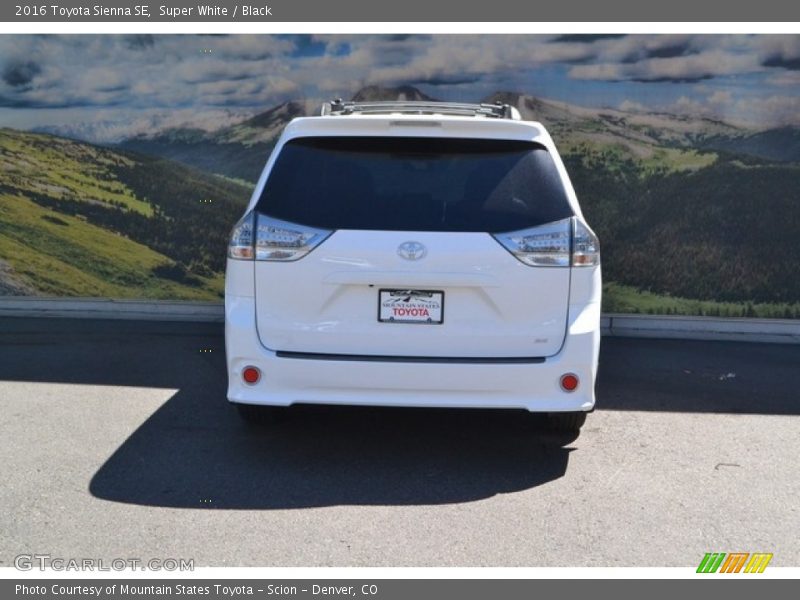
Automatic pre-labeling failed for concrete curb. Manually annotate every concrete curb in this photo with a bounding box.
[602,314,800,344]
[1,298,799,344]
[0,297,224,322]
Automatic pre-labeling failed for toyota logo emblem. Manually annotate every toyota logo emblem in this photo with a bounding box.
[397,241,427,261]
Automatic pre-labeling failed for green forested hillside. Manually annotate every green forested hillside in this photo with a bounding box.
[4,116,800,317]
[565,153,800,316]
[121,135,272,185]
[700,127,800,164]
[0,128,250,299]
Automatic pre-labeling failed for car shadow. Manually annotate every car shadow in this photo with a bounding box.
[0,318,575,510]
[89,394,575,509]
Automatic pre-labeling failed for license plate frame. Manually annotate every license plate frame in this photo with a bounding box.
[378,289,445,325]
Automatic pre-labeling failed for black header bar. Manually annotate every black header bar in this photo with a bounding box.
[3,0,800,23]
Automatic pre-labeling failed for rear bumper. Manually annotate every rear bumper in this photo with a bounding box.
[225,295,599,412]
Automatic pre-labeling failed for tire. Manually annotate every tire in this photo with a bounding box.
[546,411,587,433]
[234,403,288,426]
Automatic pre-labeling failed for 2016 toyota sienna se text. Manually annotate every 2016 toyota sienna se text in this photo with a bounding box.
[225,100,601,433]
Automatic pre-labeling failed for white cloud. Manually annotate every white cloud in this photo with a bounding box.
[29,107,256,143]
[570,51,762,82]
[767,71,800,86]
[620,89,800,128]
[618,99,648,112]
[1,34,799,140]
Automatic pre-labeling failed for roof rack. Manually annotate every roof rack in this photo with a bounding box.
[320,99,520,120]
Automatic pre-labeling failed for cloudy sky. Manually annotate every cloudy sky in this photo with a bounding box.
[0,34,799,142]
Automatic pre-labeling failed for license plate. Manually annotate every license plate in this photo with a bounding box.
[378,289,444,324]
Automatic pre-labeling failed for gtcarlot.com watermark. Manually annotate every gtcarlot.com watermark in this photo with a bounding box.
[14,554,194,571]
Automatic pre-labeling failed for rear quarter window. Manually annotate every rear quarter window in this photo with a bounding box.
[256,136,574,232]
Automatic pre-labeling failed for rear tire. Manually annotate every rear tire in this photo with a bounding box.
[546,411,587,433]
[234,403,288,426]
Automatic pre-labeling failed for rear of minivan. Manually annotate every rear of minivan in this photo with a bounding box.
[225,108,600,432]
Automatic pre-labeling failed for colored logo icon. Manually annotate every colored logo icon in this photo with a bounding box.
[697,552,773,573]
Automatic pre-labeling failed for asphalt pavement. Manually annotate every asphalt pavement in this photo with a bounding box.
[0,317,798,567]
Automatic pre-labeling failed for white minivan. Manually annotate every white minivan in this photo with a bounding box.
[225,100,601,432]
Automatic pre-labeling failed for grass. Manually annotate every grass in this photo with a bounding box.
[603,282,800,319]
[639,147,717,175]
[0,192,223,300]
[215,173,257,190]
[0,129,229,300]
[0,128,153,216]
[562,138,717,176]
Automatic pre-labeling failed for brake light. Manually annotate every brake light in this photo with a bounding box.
[492,217,600,268]
[227,212,332,262]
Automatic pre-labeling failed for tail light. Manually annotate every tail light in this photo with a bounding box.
[228,212,331,262]
[493,218,571,266]
[492,217,600,268]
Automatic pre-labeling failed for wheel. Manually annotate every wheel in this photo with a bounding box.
[546,411,587,433]
[234,403,288,425]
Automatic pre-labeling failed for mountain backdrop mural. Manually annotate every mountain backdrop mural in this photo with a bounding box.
[1,34,799,316]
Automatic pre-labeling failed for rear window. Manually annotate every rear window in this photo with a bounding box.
[256,136,573,232]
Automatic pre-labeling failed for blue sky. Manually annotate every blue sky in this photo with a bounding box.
[0,34,798,142]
